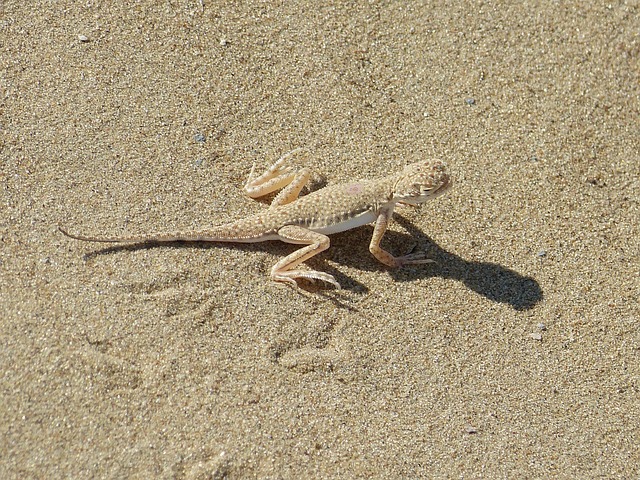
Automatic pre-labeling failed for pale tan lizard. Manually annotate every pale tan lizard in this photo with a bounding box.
[59,149,452,289]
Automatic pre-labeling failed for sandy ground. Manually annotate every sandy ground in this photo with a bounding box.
[1,1,639,478]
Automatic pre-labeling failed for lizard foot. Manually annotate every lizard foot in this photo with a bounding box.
[395,252,436,267]
[273,270,341,290]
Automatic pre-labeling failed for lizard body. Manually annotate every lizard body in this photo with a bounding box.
[60,149,451,288]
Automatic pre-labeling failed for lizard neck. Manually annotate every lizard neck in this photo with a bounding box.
[375,175,399,207]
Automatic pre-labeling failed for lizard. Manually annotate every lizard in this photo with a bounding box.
[59,149,452,289]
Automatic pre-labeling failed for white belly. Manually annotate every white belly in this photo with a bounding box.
[312,210,378,235]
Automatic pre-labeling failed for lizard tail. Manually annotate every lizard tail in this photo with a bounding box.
[58,221,271,244]
[58,225,225,243]
[58,226,197,243]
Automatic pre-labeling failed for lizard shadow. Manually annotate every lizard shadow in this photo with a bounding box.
[329,215,543,311]
[79,239,370,292]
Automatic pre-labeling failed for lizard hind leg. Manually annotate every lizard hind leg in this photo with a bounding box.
[244,148,311,207]
[271,225,340,289]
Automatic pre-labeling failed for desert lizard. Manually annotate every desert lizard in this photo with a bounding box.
[60,149,452,289]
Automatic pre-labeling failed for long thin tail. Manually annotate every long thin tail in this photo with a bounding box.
[58,225,232,243]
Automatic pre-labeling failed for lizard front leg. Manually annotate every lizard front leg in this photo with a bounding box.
[244,148,311,208]
[369,207,434,268]
[272,225,340,289]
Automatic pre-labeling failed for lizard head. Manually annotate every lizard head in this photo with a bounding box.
[392,160,452,205]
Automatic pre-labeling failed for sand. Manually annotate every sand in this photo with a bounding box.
[1,1,639,478]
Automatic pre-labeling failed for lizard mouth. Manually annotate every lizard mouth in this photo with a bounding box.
[400,175,452,206]
[430,175,452,197]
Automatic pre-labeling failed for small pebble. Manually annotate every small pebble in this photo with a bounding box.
[530,332,542,341]
[194,133,206,143]
[78,34,89,43]
[220,38,228,46]
[465,425,478,434]
[537,250,547,257]
[465,97,476,105]
[194,158,204,167]
[537,322,546,331]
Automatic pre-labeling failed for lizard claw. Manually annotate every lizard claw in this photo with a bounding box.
[395,252,436,267]
[273,270,341,290]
